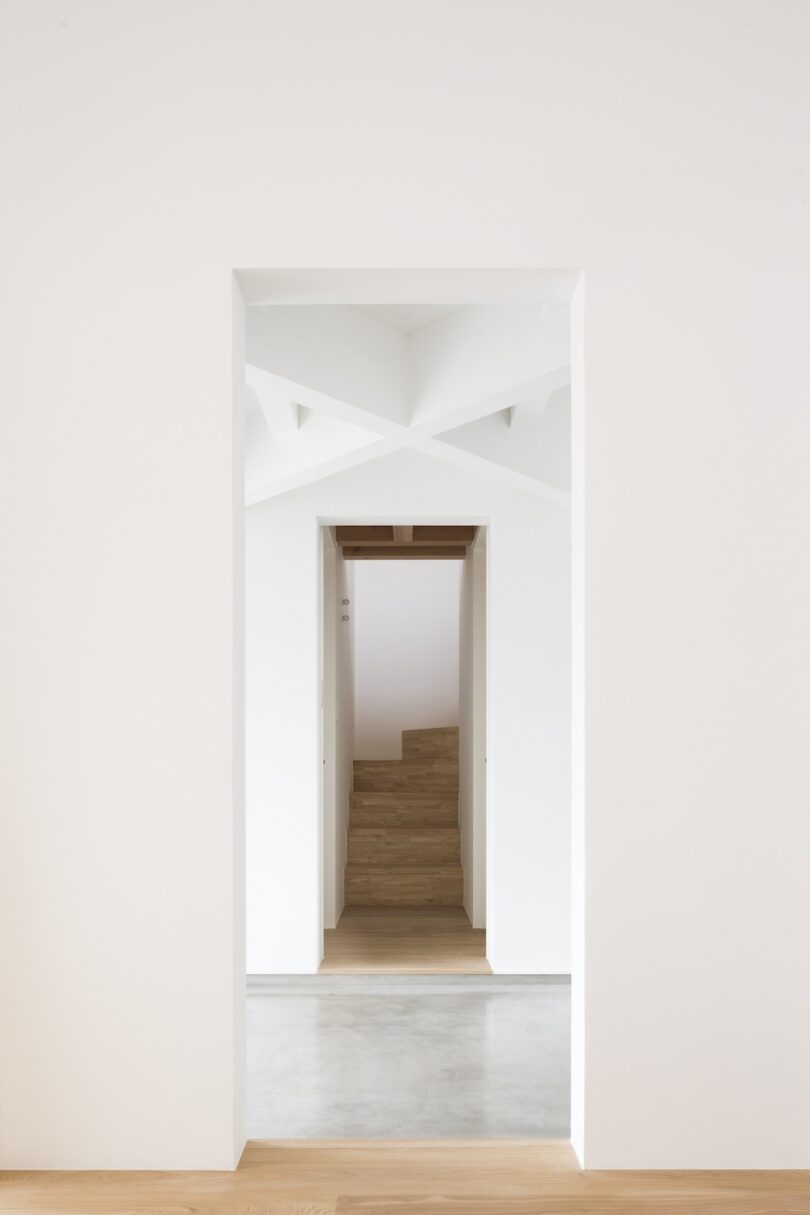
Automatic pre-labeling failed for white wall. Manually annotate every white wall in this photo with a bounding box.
[458,530,487,928]
[245,503,320,975]
[3,0,810,1173]
[354,560,461,759]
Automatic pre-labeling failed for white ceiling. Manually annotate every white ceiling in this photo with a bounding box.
[244,302,571,505]
[353,304,458,334]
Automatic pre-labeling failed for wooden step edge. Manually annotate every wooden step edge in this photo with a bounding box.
[352,765,459,772]
[349,804,459,813]
[350,790,459,797]
[349,818,459,829]
[348,826,461,833]
[401,725,459,734]
[351,788,460,794]
[353,780,460,786]
[401,728,459,744]
[345,865,464,874]
[352,787,459,793]
[354,756,458,763]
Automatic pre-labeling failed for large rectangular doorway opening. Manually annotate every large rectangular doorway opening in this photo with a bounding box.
[242,272,575,1142]
[320,523,489,975]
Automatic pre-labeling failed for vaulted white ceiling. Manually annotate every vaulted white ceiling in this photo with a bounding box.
[244,301,571,506]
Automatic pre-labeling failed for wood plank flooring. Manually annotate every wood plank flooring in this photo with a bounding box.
[4,1140,810,1213]
[320,906,490,974]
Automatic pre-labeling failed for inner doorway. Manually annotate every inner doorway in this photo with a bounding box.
[320,523,489,974]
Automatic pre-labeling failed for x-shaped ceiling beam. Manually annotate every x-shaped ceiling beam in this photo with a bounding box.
[244,361,571,509]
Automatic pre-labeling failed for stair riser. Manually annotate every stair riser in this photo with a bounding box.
[348,829,460,866]
[350,793,458,828]
[353,761,458,793]
[350,806,458,828]
[350,792,458,810]
[402,727,459,762]
[345,868,463,907]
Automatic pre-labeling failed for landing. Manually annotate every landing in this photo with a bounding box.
[320,906,490,975]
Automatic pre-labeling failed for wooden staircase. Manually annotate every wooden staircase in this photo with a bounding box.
[344,726,463,907]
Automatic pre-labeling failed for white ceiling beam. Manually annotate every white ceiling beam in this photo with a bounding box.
[411,366,570,439]
[406,435,571,507]
[244,335,571,508]
[246,362,569,448]
[245,435,404,505]
[245,363,400,437]
[247,425,570,509]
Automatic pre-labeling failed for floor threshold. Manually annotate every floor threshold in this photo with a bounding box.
[248,973,571,995]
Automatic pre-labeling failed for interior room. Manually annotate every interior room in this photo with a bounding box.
[6,11,810,1207]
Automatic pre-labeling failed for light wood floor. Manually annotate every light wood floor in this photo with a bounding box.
[4,1140,809,1213]
[320,906,491,974]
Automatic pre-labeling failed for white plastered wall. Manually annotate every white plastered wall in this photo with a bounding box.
[353,560,461,760]
[2,0,810,1173]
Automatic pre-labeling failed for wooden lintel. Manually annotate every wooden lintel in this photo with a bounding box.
[342,545,467,560]
[413,526,476,545]
[393,525,414,543]
[336,526,394,544]
[336,526,476,547]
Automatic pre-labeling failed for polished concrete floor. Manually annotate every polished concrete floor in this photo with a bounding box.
[247,975,570,1138]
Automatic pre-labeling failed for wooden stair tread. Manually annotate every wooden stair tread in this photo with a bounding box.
[347,827,460,867]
